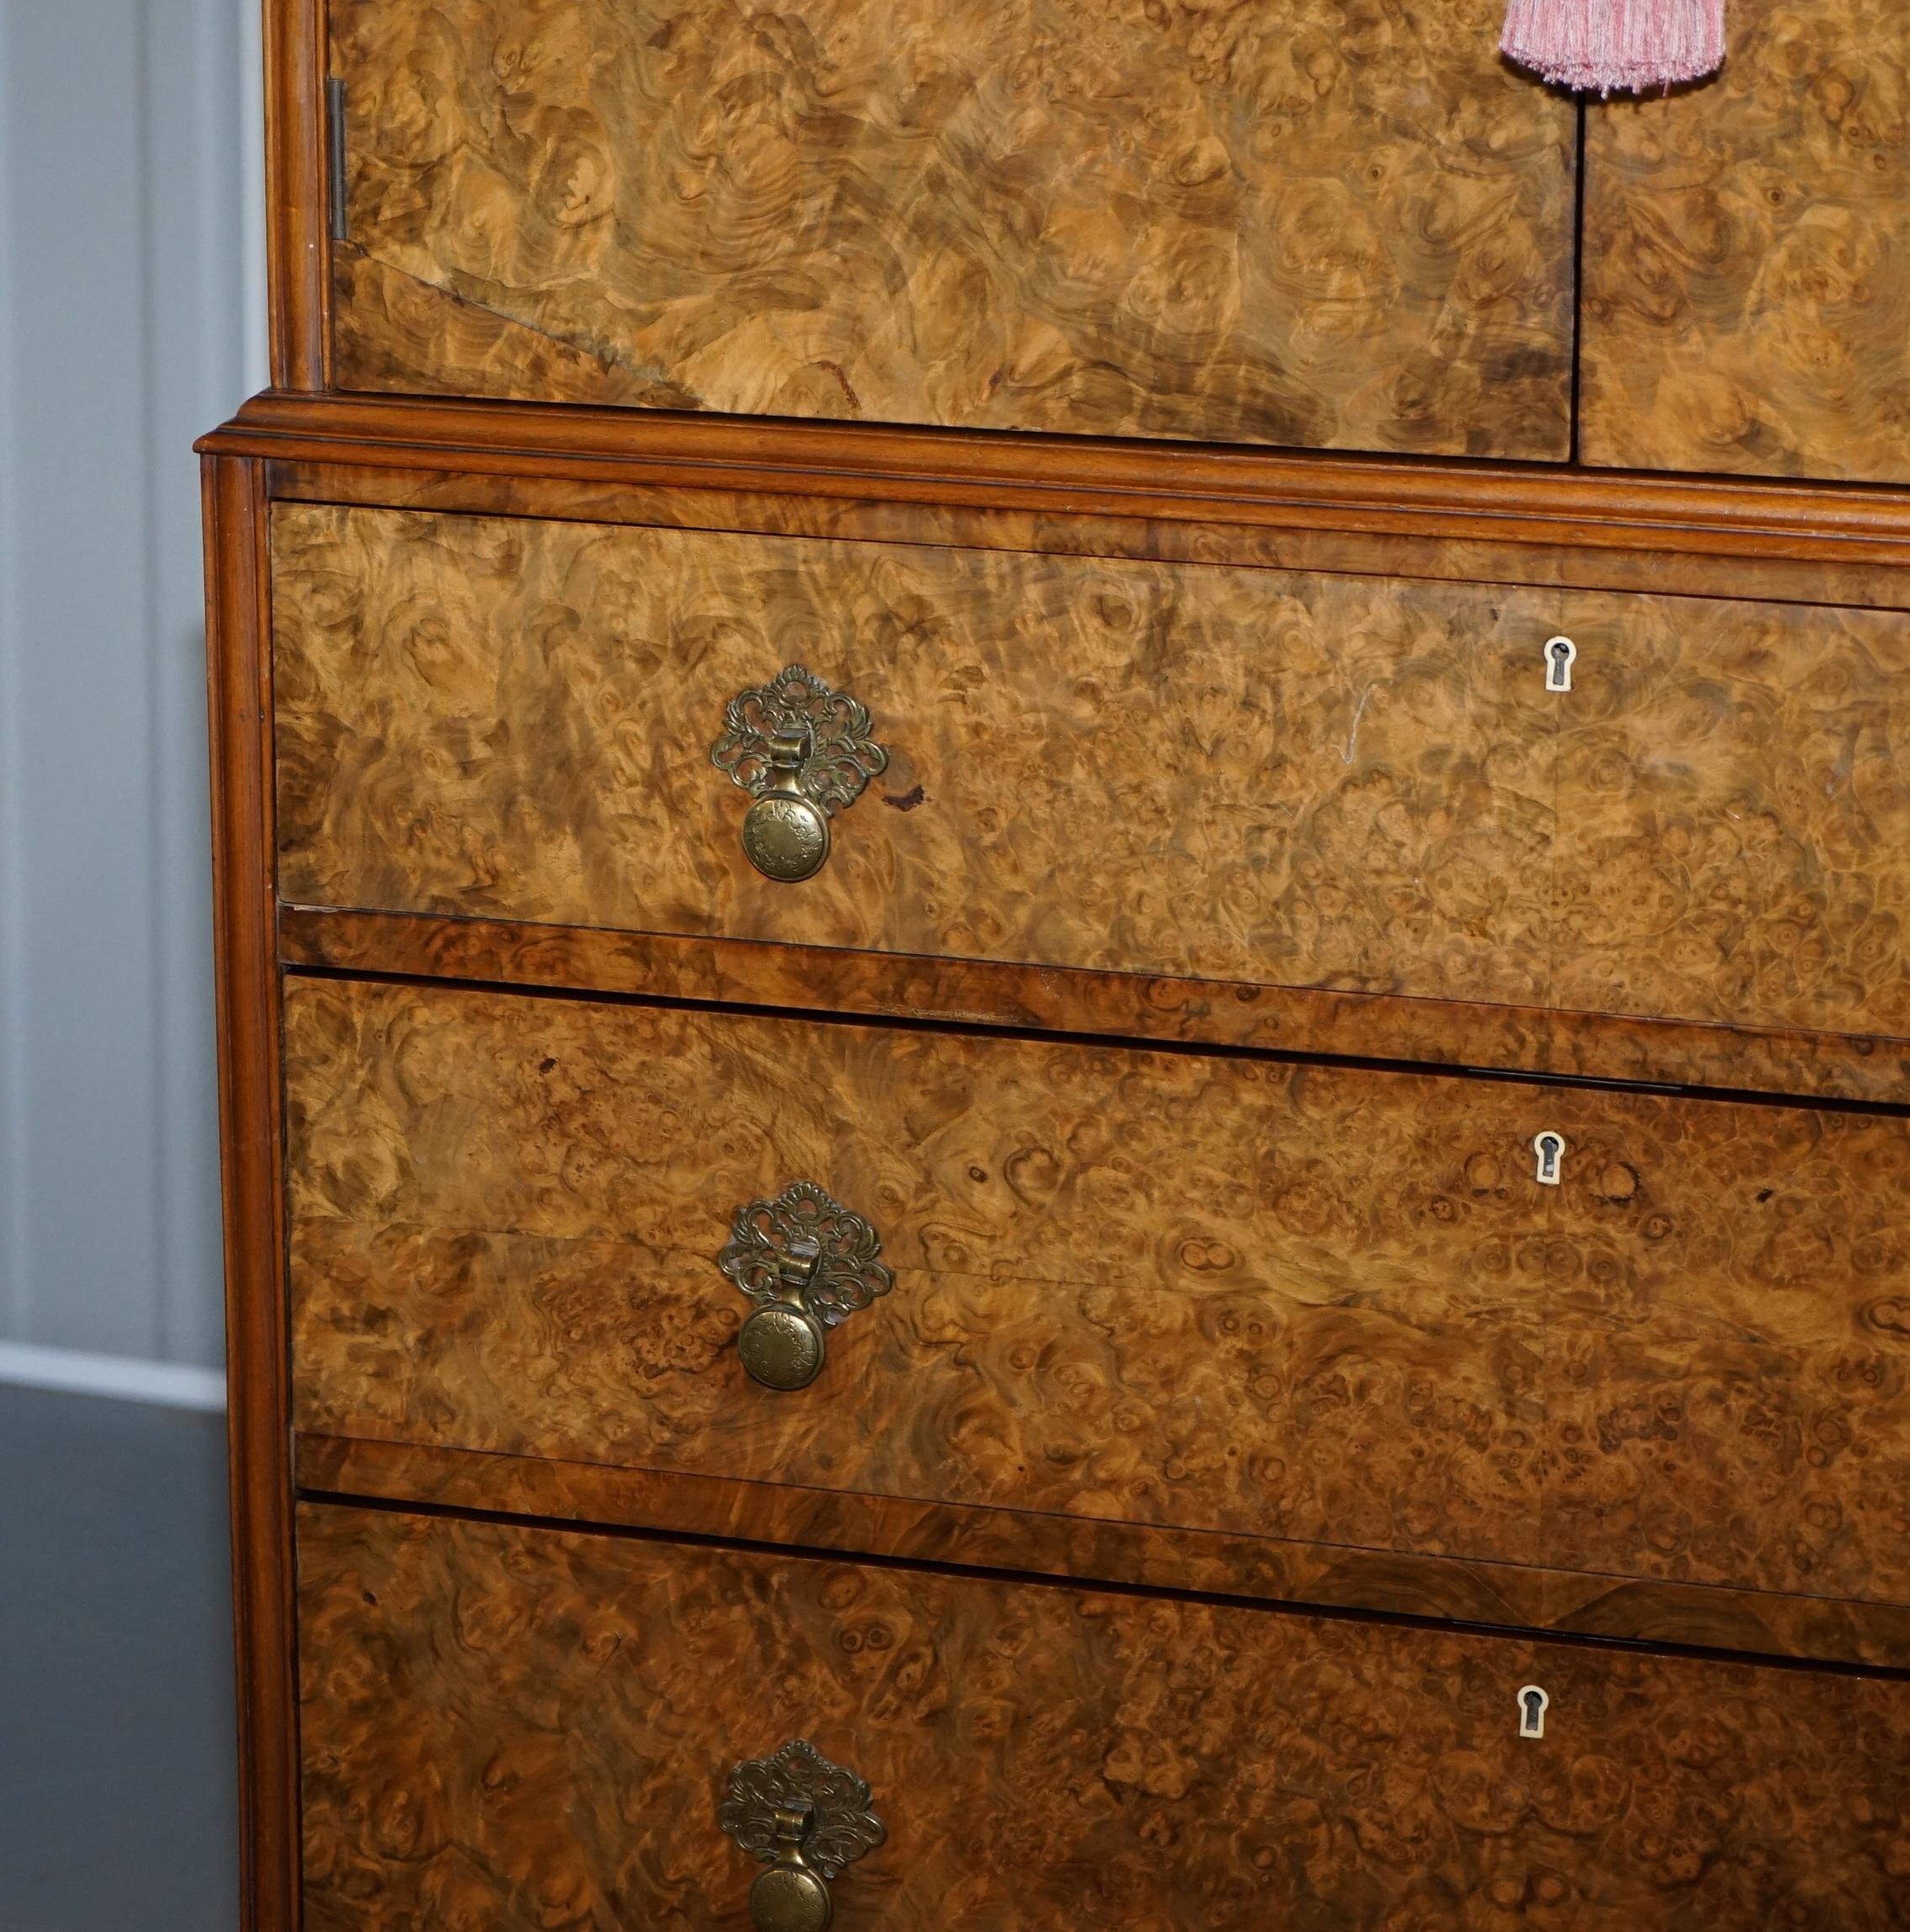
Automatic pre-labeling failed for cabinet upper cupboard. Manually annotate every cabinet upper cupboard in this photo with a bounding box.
[327,0,1579,457]
[1581,0,1910,483]
[327,0,1910,482]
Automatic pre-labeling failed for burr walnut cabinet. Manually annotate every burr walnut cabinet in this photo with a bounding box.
[205,3,1910,1928]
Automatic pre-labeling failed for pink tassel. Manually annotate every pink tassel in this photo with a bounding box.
[1503,0,1726,93]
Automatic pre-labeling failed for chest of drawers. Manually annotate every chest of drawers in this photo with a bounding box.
[205,4,1910,1927]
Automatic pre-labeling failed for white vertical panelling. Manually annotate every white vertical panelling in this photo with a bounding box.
[0,0,261,1372]
[0,0,21,1343]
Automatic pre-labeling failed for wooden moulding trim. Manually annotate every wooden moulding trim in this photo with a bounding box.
[206,456,302,1930]
[258,456,1910,615]
[276,907,1910,1110]
[197,389,1910,564]
[294,1434,1910,1675]
[263,0,328,391]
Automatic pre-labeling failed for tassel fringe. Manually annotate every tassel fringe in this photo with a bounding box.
[1503,0,1726,93]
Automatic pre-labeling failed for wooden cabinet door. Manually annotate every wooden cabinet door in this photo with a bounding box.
[1581,0,1910,482]
[327,0,1577,458]
[298,1504,1910,1931]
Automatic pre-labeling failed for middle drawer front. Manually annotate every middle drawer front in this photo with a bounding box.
[299,1504,1910,1932]
[287,977,1910,1613]
[272,501,1910,1046]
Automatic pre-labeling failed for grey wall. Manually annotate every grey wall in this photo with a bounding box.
[0,0,265,1375]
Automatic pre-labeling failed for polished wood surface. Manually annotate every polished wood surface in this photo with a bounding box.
[213,9,1910,1924]
[278,904,1910,1109]
[265,0,327,388]
[1583,1,1910,483]
[299,1504,1910,1931]
[285,976,1551,1573]
[202,456,301,1932]
[272,498,1910,1041]
[1552,587,1910,1038]
[272,500,1557,1010]
[285,976,1910,1616]
[327,0,1576,458]
[265,455,1910,618]
[202,388,1910,571]
[1545,1082,1910,1607]
[299,1433,1910,1671]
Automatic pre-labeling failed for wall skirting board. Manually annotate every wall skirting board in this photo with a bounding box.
[0,1340,226,1411]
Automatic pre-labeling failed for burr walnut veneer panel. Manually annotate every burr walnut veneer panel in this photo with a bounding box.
[298,1504,1910,1932]
[272,501,1910,1043]
[273,501,1557,1012]
[286,977,1910,1616]
[297,1431,1910,1671]
[327,0,1576,458]
[1583,0,1910,482]
[286,977,1551,1574]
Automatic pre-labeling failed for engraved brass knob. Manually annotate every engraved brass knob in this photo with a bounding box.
[719,1740,886,1932]
[718,1182,892,1391]
[711,665,888,883]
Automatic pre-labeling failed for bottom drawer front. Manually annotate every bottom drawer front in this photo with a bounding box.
[298,1504,1910,1930]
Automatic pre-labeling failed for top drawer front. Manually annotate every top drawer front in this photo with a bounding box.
[327,0,1577,459]
[273,502,1555,1011]
[274,503,1910,1047]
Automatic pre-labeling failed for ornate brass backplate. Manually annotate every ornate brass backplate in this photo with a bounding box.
[710,665,888,882]
[716,1181,892,1391]
[718,1740,886,1932]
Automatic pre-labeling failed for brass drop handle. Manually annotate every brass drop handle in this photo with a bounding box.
[710,664,889,882]
[718,1181,893,1391]
[719,1740,886,1932]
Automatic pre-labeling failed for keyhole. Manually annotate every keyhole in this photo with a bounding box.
[1518,1685,1550,1738]
[1533,1131,1565,1188]
[1544,635,1577,693]
[1518,1685,1550,1739]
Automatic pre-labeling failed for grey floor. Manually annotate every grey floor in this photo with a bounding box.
[0,1385,239,1931]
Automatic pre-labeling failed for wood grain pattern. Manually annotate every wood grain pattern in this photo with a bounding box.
[286,976,1551,1572]
[265,455,1910,618]
[298,1504,1910,1931]
[327,0,1576,458]
[272,499,1910,1042]
[267,0,328,387]
[279,899,1910,1113]
[1545,1083,1910,1607]
[271,501,1557,1010]
[201,455,301,1932]
[285,976,1910,1616]
[200,388,1910,572]
[1583,0,1910,482]
[1551,587,1910,1038]
[298,1432,1910,1671]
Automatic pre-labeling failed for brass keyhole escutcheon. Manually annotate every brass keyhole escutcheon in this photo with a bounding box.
[1518,1685,1551,1739]
[718,1183,892,1392]
[719,1741,886,1932]
[712,666,887,883]
[1544,634,1577,693]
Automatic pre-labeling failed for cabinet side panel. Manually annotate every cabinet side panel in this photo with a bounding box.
[205,454,299,1930]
